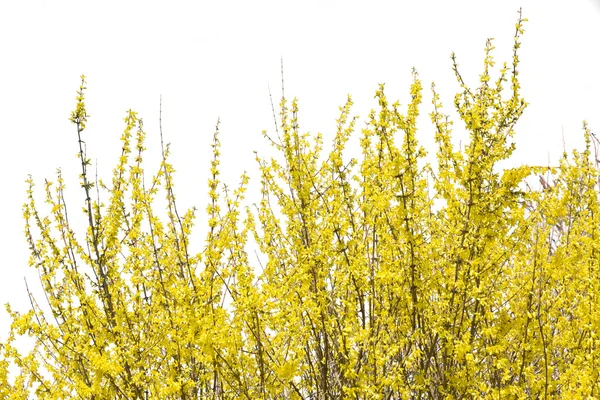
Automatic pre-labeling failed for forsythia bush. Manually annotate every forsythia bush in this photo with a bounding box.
[2,10,599,399]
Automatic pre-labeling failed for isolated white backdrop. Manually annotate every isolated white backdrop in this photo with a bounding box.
[1,0,599,336]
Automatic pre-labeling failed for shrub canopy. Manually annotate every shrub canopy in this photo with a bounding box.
[2,10,600,399]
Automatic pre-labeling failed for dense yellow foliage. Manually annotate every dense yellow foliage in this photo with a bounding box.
[2,10,600,399]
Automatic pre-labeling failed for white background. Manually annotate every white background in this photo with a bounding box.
[1,0,599,336]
